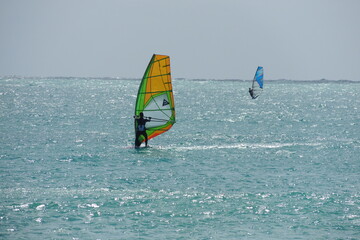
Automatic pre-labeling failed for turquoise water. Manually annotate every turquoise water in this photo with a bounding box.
[1,77,359,239]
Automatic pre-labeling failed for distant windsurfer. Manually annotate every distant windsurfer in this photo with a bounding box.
[134,112,151,148]
[249,88,257,99]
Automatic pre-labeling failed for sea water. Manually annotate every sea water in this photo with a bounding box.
[0,77,359,239]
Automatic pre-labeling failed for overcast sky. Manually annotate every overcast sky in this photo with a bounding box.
[1,0,359,80]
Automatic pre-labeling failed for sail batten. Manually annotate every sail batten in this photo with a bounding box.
[134,54,176,146]
[139,90,173,94]
[147,73,171,78]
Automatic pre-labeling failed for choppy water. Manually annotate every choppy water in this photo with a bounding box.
[1,77,359,239]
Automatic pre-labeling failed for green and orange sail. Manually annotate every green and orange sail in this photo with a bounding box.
[134,54,176,145]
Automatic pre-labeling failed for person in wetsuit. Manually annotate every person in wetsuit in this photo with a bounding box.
[249,88,257,99]
[134,112,151,147]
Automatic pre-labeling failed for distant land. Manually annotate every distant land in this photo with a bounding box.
[0,76,359,83]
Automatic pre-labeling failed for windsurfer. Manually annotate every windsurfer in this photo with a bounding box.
[249,88,256,99]
[134,112,151,147]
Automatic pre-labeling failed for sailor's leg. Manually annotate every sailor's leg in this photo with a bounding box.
[135,132,141,148]
[144,132,148,147]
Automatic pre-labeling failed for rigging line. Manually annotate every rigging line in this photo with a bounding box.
[141,108,174,112]
[147,116,168,120]
[146,117,171,121]
[148,120,168,122]
[133,116,170,122]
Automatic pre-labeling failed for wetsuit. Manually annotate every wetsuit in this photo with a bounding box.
[135,117,150,147]
[249,88,257,99]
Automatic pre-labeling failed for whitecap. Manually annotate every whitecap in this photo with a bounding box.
[36,204,45,211]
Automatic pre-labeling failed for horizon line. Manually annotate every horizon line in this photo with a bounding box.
[0,75,358,82]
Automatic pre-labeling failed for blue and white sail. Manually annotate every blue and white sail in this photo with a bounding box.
[250,66,264,99]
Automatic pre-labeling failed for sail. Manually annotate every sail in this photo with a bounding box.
[251,66,264,98]
[134,54,176,144]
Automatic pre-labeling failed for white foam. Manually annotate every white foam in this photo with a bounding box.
[157,142,321,151]
[36,204,45,210]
